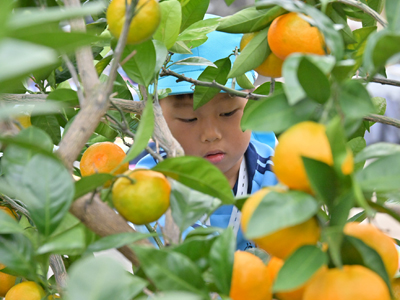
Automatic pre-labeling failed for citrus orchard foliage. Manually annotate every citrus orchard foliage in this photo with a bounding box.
[1,0,400,299]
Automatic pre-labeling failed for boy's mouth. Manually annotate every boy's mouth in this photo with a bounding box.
[204,151,225,164]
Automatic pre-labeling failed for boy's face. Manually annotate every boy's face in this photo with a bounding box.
[160,93,251,187]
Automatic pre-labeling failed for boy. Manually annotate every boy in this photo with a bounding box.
[135,15,278,250]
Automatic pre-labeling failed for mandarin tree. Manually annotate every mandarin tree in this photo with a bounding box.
[1,0,400,299]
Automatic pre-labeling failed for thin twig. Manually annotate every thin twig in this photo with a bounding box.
[120,49,137,66]
[105,1,137,96]
[62,54,85,105]
[160,68,269,100]
[366,77,400,87]
[363,114,400,128]
[144,223,164,248]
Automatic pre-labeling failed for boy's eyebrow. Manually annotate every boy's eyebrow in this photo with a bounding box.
[172,100,193,108]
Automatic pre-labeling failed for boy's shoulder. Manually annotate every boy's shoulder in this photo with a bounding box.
[247,133,278,193]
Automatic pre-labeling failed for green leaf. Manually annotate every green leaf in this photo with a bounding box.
[343,235,391,291]
[170,180,221,233]
[135,292,204,300]
[0,210,24,234]
[9,3,105,31]
[21,154,75,237]
[385,0,400,32]
[297,57,331,104]
[339,80,375,121]
[273,245,327,292]
[154,0,182,49]
[371,96,386,116]
[236,73,255,89]
[246,191,319,239]
[31,114,61,145]
[326,116,349,174]
[0,234,35,278]
[241,92,318,134]
[86,232,156,254]
[132,246,208,295]
[322,225,344,268]
[354,142,400,163]
[331,59,357,82]
[121,40,156,87]
[153,156,234,205]
[282,55,306,105]
[217,6,286,33]
[170,57,217,68]
[256,0,344,60]
[364,29,400,73]
[36,224,86,255]
[209,228,235,295]
[224,0,235,6]
[0,1,13,39]
[1,127,54,184]
[153,40,169,76]
[302,157,338,207]
[95,55,113,76]
[47,89,79,106]
[228,27,270,79]
[253,81,283,95]
[326,3,356,45]
[10,30,103,54]
[193,57,231,109]
[0,39,59,92]
[123,98,154,163]
[169,40,193,54]
[356,153,400,193]
[74,173,114,200]
[177,18,220,49]
[347,26,376,73]
[66,256,147,300]
[347,137,367,171]
[172,235,218,272]
[180,0,209,31]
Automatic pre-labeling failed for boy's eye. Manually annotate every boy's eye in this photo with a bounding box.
[221,109,238,117]
[178,117,197,123]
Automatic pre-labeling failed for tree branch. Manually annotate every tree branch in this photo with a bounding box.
[0,93,144,114]
[367,77,400,87]
[160,68,268,100]
[364,114,400,128]
[69,193,153,267]
[64,0,100,103]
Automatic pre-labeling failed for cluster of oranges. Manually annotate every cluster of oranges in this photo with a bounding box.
[0,207,60,299]
[80,142,171,225]
[235,120,400,300]
[240,12,327,78]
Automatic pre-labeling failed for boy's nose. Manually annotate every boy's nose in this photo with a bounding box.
[200,120,222,143]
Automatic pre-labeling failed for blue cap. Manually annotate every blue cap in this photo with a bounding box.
[155,14,257,95]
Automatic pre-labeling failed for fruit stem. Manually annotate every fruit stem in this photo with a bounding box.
[145,223,164,248]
